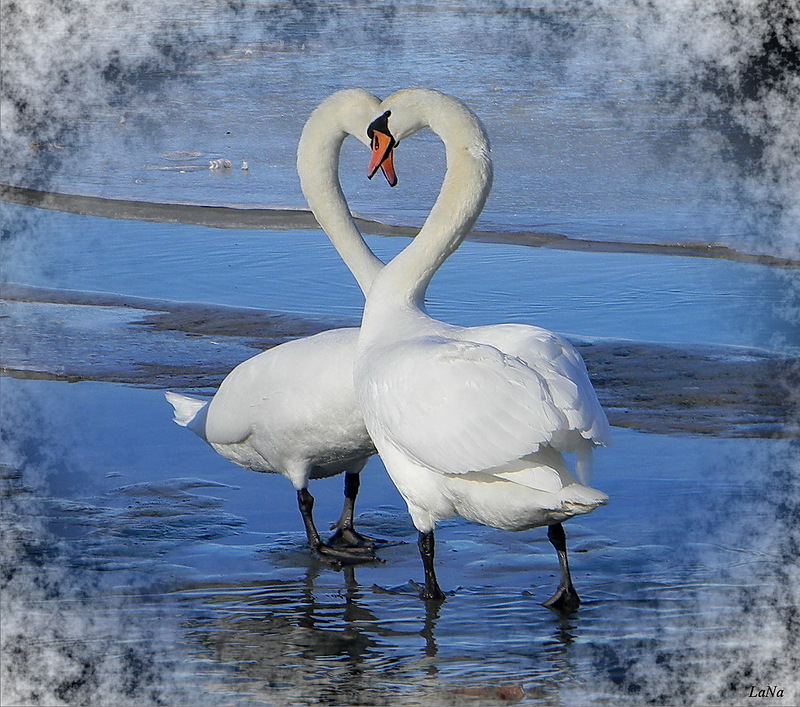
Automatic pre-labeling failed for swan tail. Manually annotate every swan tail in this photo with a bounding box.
[165,391,209,438]
[488,456,607,518]
[559,483,608,514]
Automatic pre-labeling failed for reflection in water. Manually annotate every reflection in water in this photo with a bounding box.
[182,567,419,704]
[179,560,610,705]
[419,595,440,663]
[3,325,798,705]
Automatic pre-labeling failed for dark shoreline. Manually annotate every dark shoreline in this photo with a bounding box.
[3,282,797,439]
[3,183,796,267]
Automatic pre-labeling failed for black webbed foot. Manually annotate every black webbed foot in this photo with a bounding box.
[298,488,380,567]
[541,522,581,614]
[542,584,580,614]
[312,541,380,567]
[413,579,447,603]
[327,525,393,549]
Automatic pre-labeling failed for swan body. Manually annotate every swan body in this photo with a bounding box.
[166,89,386,564]
[353,89,610,607]
[168,328,373,486]
[360,323,609,533]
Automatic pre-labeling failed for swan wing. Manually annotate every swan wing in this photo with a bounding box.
[466,324,611,447]
[362,336,570,475]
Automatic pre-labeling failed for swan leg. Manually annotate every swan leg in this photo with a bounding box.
[296,488,376,565]
[417,530,446,602]
[328,472,388,548]
[541,522,581,613]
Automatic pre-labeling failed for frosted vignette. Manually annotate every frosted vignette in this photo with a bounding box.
[1,1,799,704]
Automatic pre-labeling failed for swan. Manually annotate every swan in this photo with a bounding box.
[354,88,611,610]
[165,88,391,565]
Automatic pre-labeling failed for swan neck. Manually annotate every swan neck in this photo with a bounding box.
[368,108,492,314]
[297,104,383,295]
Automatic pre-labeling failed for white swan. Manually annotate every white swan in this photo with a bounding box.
[355,88,611,609]
[165,89,389,565]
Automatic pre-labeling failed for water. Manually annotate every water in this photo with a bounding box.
[2,205,797,704]
[3,204,793,353]
[2,1,799,704]
[4,1,799,256]
[2,378,798,705]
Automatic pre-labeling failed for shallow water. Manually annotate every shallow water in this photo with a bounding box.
[2,377,798,705]
[4,204,794,353]
[2,277,794,439]
[2,205,799,704]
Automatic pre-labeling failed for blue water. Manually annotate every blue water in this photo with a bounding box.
[3,376,796,704]
[6,205,791,354]
[7,1,795,256]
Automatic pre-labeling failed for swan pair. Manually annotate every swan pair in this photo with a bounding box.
[167,88,609,611]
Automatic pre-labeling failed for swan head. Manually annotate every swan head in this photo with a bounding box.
[297,88,382,183]
[309,88,382,148]
[367,110,398,187]
[366,87,491,188]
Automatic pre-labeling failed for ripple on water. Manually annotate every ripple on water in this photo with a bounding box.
[3,379,797,705]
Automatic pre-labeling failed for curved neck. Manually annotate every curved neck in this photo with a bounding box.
[367,98,492,314]
[297,94,383,295]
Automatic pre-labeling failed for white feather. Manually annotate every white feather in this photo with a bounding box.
[164,390,207,431]
[166,89,383,497]
[349,89,610,536]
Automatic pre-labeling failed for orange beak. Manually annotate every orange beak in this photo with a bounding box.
[368,132,397,187]
[367,112,397,187]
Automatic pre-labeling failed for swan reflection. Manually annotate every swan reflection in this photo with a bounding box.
[180,561,587,703]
